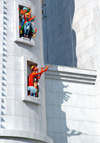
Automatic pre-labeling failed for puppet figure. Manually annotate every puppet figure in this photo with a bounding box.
[19,7,37,39]
[28,65,49,97]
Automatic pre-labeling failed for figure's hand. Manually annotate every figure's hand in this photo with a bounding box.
[40,67,44,72]
[40,67,44,70]
[46,66,49,70]
[34,29,37,34]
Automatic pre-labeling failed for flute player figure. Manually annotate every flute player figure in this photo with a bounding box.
[28,65,49,97]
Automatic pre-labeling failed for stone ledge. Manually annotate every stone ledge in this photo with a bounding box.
[14,37,35,47]
[22,96,41,105]
[0,129,53,143]
[45,65,97,84]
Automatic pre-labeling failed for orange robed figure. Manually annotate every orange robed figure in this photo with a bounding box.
[28,65,49,97]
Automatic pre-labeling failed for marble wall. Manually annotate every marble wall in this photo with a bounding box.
[45,65,98,143]
[73,0,100,70]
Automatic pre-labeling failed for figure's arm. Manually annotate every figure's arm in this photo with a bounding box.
[21,17,25,26]
[33,66,49,76]
[41,66,49,73]
[36,68,44,79]
[36,74,42,79]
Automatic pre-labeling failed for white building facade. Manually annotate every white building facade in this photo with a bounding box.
[0,0,100,143]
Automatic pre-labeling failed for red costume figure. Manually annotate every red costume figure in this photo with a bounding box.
[28,65,49,97]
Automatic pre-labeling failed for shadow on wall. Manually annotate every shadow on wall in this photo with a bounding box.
[47,84,82,143]
[42,0,77,67]
[58,83,82,143]
[46,67,82,143]
[1,0,8,129]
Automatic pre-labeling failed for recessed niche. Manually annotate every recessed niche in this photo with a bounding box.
[14,1,35,46]
[27,61,39,98]
[19,5,36,40]
[22,57,41,105]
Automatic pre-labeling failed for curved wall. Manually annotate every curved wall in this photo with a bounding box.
[0,0,52,142]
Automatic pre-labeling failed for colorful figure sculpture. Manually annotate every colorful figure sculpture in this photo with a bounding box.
[28,65,49,97]
[19,7,37,39]
[24,21,31,38]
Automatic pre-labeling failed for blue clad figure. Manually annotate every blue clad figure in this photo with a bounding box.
[24,21,31,38]
[28,86,37,96]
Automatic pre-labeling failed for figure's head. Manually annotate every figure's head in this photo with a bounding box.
[34,67,38,71]
[20,7,28,15]
[31,65,38,71]
[20,7,31,19]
